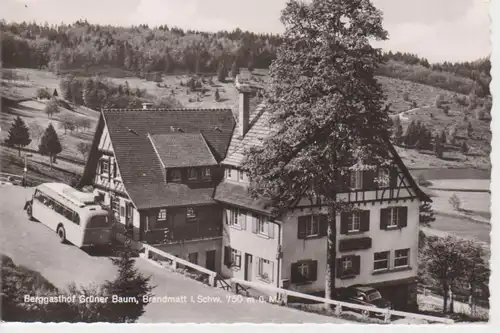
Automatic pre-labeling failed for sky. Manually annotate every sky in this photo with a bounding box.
[2,0,491,63]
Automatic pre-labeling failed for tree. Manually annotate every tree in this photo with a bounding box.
[461,141,469,154]
[440,129,447,144]
[38,124,62,168]
[402,92,409,101]
[103,243,154,322]
[242,0,390,305]
[4,116,32,156]
[28,122,44,144]
[434,136,444,158]
[435,94,445,108]
[231,60,239,78]
[58,114,76,134]
[217,61,227,82]
[214,88,220,102]
[449,193,461,211]
[76,142,91,161]
[394,123,403,145]
[419,201,435,227]
[37,87,51,100]
[247,52,255,72]
[44,98,60,118]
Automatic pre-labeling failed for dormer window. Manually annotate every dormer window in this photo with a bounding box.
[170,169,181,182]
[202,167,211,179]
[186,207,196,220]
[188,168,198,180]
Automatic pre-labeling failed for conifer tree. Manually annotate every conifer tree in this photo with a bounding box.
[242,0,390,304]
[4,116,31,156]
[217,61,227,82]
[231,60,239,78]
[214,88,220,102]
[419,201,436,226]
[44,98,60,119]
[38,124,62,168]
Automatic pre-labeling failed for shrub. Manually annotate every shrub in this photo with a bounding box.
[402,92,410,101]
[435,94,445,109]
[37,88,52,100]
[449,194,461,211]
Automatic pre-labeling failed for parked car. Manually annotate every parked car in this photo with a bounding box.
[336,285,392,318]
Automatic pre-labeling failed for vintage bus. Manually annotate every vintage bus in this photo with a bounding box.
[24,183,112,248]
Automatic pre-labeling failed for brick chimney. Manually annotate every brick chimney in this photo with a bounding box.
[142,102,153,110]
[236,76,252,137]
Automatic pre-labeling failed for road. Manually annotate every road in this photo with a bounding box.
[0,184,346,323]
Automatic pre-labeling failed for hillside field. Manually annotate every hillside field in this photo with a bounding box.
[1,67,491,180]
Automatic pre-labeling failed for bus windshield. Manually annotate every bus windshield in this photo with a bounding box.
[87,215,109,229]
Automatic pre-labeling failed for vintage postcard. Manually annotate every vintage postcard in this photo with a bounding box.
[0,0,494,330]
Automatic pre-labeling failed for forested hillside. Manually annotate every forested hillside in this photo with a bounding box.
[1,20,490,97]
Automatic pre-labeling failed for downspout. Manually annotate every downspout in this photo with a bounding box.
[276,220,282,290]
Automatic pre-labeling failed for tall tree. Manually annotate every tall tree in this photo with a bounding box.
[243,0,390,304]
[44,98,60,118]
[38,124,62,168]
[4,116,32,156]
[231,60,239,78]
[103,242,154,322]
[419,201,435,226]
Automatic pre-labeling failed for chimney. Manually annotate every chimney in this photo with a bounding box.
[236,76,252,137]
[142,102,153,110]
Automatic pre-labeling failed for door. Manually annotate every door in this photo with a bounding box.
[244,253,253,281]
[206,250,216,271]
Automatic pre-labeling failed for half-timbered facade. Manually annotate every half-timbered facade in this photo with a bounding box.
[81,106,235,272]
[213,81,430,311]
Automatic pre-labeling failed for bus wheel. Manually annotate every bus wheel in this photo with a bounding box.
[26,203,33,221]
[57,226,66,243]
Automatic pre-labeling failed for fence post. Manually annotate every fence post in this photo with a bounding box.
[384,308,391,323]
[209,274,215,287]
[335,304,342,316]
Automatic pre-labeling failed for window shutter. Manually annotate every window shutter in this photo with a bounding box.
[340,212,350,234]
[225,209,230,225]
[113,160,117,178]
[363,169,376,190]
[310,261,318,281]
[360,210,370,232]
[389,166,398,188]
[319,215,328,236]
[252,213,258,233]
[269,261,275,282]
[290,262,300,283]
[224,246,230,267]
[240,211,247,230]
[268,221,275,238]
[353,255,361,275]
[336,258,344,278]
[399,207,408,228]
[380,208,389,230]
[297,216,307,239]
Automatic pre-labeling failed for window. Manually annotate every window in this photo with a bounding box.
[377,168,390,188]
[388,208,399,227]
[226,168,232,178]
[87,215,108,228]
[202,167,211,179]
[373,251,389,271]
[188,252,198,265]
[188,168,198,180]
[258,216,267,234]
[228,208,246,228]
[238,170,245,181]
[342,256,353,272]
[305,215,320,237]
[257,258,274,282]
[99,159,109,175]
[394,249,409,268]
[231,248,242,268]
[347,211,361,232]
[350,170,363,189]
[170,169,181,182]
[291,260,318,283]
[186,208,196,220]
[158,208,167,221]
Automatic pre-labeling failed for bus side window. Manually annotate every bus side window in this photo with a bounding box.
[73,213,80,225]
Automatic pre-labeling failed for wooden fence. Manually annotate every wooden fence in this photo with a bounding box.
[230,278,454,324]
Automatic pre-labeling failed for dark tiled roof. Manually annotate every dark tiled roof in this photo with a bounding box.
[149,133,217,168]
[127,183,215,210]
[214,181,273,215]
[101,108,234,208]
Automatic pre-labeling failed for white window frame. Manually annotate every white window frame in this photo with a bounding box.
[342,256,353,271]
[186,207,196,220]
[373,251,390,271]
[305,215,320,237]
[188,168,198,180]
[257,258,272,281]
[202,167,211,179]
[231,248,242,268]
[298,262,309,279]
[171,169,181,182]
[238,169,245,181]
[226,167,232,179]
[350,170,363,189]
[257,215,269,235]
[188,252,198,265]
[377,168,390,188]
[347,211,361,232]
[158,208,167,221]
[100,159,109,176]
[394,249,410,268]
[388,207,399,227]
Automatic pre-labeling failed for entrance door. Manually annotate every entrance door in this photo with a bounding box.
[206,250,216,271]
[244,253,253,281]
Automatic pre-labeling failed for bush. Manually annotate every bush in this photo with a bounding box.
[402,92,410,101]
[449,194,461,211]
[37,88,52,100]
